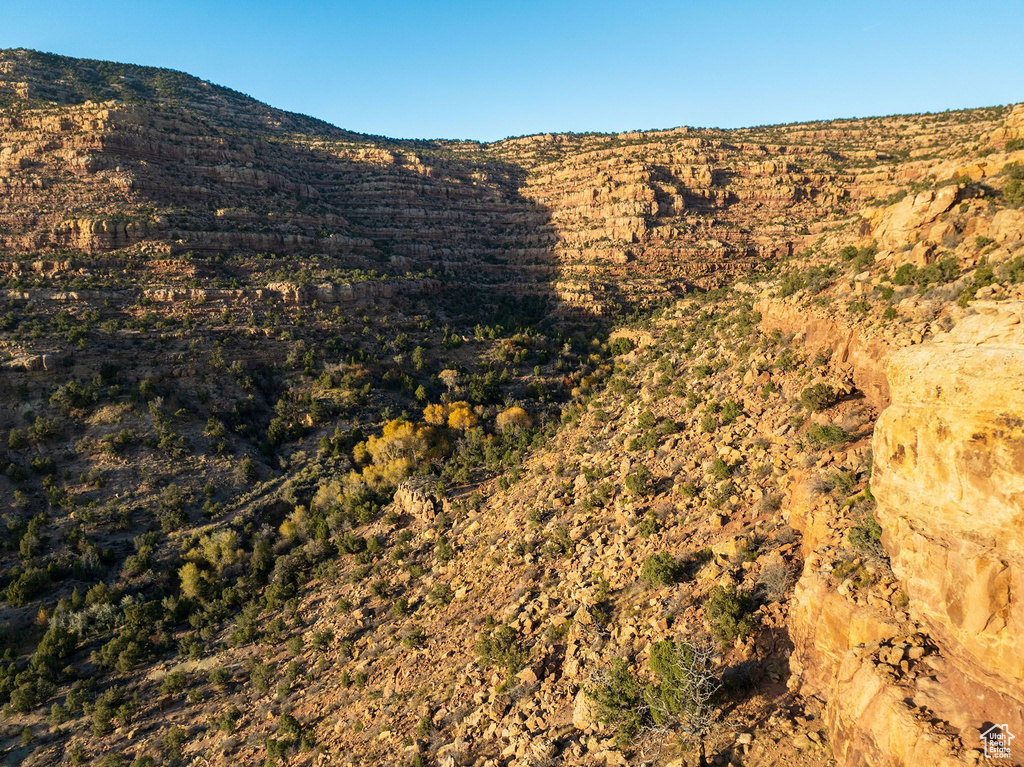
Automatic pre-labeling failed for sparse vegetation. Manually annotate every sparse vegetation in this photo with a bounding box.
[639,552,684,586]
[706,585,756,645]
[0,48,1011,767]
[800,383,838,412]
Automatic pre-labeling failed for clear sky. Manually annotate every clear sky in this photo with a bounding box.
[3,1,1023,142]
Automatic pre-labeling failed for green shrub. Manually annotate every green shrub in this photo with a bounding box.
[217,705,241,733]
[1004,162,1024,206]
[647,638,719,723]
[588,638,721,750]
[629,429,659,451]
[9,682,40,713]
[429,582,454,605]
[279,712,301,739]
[917,257,960,287]
[778,271,806,297]
[830,470,857,495]
[160,671,188,696]
[6,567,49,605]
[310,630,332,651]
[800,383,838,412]
[808,423,852,446]
[847,299,870,315]
[402,625,427,648]
[249,662,272,693]
[832,558,874,589]
[720,400,742,424]
[624,465,653,495]
[7,428,26,450]
[391,596,410,617]
[589,577,613,627]
[849,511,885,558]
[546,524,575,557]
[892,263,918,286]
[587,658,646,746]
[475,621,529,676]
[434,535,455,564]
[237,457,258,484]
[700,412,718,433]
[706,585,756,644]
[640,553,683,587]
[638,511,662,537]
[91,687,125,736]
[1004,252,1024,283]
[840,244,876,272]
[609,337,636,355]
[208,666,232,688]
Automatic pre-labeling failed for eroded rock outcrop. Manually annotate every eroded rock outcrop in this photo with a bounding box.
[1,48,1016,317]
[873,301,1024,725]
[757,297,892,408]
[775,298,1024,766]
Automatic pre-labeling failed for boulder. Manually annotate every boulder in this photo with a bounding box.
[571,688,601,730]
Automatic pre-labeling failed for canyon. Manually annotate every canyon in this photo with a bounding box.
[0,48,1022,767]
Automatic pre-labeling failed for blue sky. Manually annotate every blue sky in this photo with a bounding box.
[3,1,1023,141]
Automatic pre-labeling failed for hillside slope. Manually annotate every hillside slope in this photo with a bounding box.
[1,50,1023,767]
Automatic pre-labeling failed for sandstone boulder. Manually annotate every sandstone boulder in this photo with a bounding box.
[571,688,601,730]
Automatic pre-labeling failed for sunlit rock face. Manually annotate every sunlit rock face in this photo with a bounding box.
[873,300,1024,738]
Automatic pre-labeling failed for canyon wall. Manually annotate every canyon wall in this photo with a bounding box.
[2,48,1024,766]
[873,300,1024,730]
[0,49,1010,316]
[777,300,1024,766]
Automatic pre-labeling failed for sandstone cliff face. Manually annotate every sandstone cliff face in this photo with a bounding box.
[873,300,1024,728]
[757,298,892,408]
[0,48,1015,316]
[777,299,1024,767]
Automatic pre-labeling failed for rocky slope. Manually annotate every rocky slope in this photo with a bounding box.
[1,49,1023,767]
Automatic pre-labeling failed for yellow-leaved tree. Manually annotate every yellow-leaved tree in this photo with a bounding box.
[422,403,448,426]
[495,406,532,432]
[446,401,479,430]
[362,418,440,487]
[198,529,243,574]
[278,505,311,542]
[178,561,205,600]
[439,369,459,393]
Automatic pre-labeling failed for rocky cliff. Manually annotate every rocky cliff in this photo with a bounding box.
[0,48,1014,316]
[873,301,1024,739]
[766,295,1024,765]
